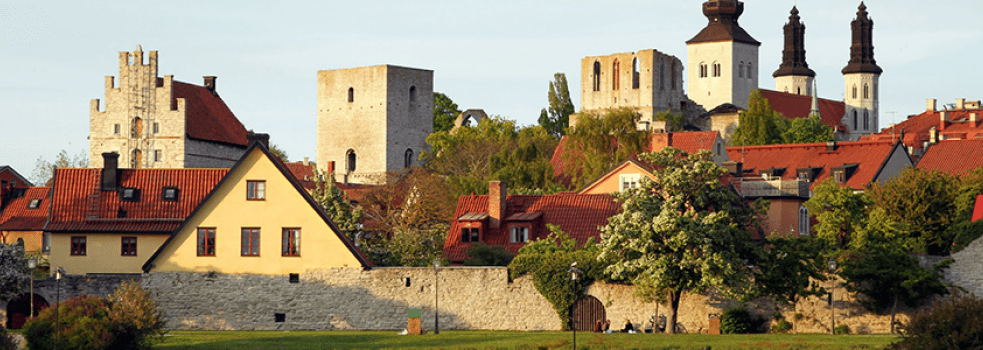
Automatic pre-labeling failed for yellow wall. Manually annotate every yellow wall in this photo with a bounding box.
[2,230,43,253]
[49,233,169,274]
[579,162,657,195]
[149,148,363,275]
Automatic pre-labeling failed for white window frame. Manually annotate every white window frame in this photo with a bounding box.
[799,206,810,236]
[620,174,641,192]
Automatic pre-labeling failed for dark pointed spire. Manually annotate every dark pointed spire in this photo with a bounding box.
[687,1,760,46]
[842,1,883,74]
[774,6,816,78]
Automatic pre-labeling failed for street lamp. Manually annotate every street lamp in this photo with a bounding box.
[433,257,440,335]
[27,258,37,319]
[827,259,837,335]
[54,267,65,350]
[567,262,583,350]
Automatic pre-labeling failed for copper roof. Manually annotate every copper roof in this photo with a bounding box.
[0,187,50,231]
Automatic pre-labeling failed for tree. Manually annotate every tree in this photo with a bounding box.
[597,147,760,334]
[0,244,29,302]
[463,242,515,266]
[538,73,575,138]
[783,114,834,144]
[31,149,88,186]
[731,90,789,147]
[433,92,461,133]
[654,110,686,132]
[310,169,364,243]
[561,108,648,190]
[866,167,958,254]
[753,236,829,332]
[366,224,448,267]
[803,179,871,248]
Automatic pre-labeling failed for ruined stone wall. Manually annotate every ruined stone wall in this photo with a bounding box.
[579,49,688,130]
[946,238,983,296]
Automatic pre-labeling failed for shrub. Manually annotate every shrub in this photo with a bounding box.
[771,319,793,333]
[720,307,752,334]
[834,324,850,335]
[888,294,983,350]
[463,242,515,266]
[0,326,19,350]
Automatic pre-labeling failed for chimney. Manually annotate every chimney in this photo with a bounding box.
[101,152,120,192]
[489,181,507,230]
[929,126,938,144]
[971,113,979,127]
[203,76,217,93]
[327,161,335,175]
[956,98,966,110]
[247,133,270,149]
[303,157,309,166]
[826,141,838,151]
[940,111,949,131]
[721,161,743,176]
[927,98,937,112]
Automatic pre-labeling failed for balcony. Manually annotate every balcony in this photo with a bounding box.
[736,178,810,198]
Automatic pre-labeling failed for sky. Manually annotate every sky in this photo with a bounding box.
[1,0,980,184]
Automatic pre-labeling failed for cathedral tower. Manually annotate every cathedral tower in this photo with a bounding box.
[687,0,760,110]
[773,6,816,96]
[842,2,882,139]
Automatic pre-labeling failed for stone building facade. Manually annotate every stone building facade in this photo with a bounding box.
[841,3,882,141]
[316,65,433,184]
[686,0,760,111]
[89,46,248,169]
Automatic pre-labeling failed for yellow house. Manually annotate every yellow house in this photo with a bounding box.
[579,159,657,195]
[143,142,369,274]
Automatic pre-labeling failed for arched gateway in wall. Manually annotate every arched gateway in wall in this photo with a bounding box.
[572,295,606,332]
[6,293,49,329]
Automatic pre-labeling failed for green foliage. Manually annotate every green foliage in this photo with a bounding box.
[888,294,983,350]
[783,114,834,144]
[538,73,575,139]
[433,92,461,133]
[365,224,448,267]
[753,236,829,306]
[838,243,952,315]
[31,148,88,186]
[463,242,515,266]
[0,244,29,302]
[597,147,760,333]
[720,307,752,334]
[946,167,983,251]
[311,169,364,243]
[834,325,851,335]
[653,110,685,132]
[771,319,793,333]
[561,108,648,190]
[509,227,604,330]
[867,167,958,254]
[107,280,166,349]
[731,90,790,147]
[804,179,871,248]
[951,219,983,252]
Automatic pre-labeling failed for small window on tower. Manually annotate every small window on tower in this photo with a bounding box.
[154,149,162,162]
[114,124,121,135]
[153,122,160,134]
[347,87,354,103]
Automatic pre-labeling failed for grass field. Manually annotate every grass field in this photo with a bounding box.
[158,330,899,350]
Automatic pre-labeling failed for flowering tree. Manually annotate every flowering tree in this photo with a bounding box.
[0,243,29,302]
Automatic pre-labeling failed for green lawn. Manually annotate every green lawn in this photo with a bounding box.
[157,330,899,350]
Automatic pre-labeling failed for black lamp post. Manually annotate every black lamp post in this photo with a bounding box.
[54,267,65,350]
[433,257,440,335]
[828,259,837,335]
[567,262,583,350]
[27,258,36,319]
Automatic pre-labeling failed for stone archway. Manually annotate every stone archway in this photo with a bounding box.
[6,293,49,329]
[451,109,488,132]
[572,295,606,332]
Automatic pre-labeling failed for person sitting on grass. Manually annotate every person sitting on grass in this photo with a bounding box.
[604,320,612,333]
[623,319,634,333]
[594,319,603,333]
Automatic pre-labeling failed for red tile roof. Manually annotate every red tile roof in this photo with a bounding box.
[865,108,983,154]
[284,161,317,190]
[443,192,619,262]
[648,131,720,154]
[172,81,249,147]
[972,195,983,222]
[726,140,903,190]
[46,168,228,233]
[915,139,983,176]
[0,166,32,188]
[759,89,847,130]
[0,187,50,231]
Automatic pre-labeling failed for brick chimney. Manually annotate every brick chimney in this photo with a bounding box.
[971,113,979,127]
[956,98,966,110]
[247,133,270,149]
[927,98,937,112]
[489,181,507,230]
[100,152,120,192]
[327,161,335,175]
[721,161,743,176]
[826,141,838,152]
[203,76,217,94]
[940,111,949,131]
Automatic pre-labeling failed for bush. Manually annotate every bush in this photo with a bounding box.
[720,307,752,334]
[888,294,983,350]
[24,281,165,350]
[464,242,515,266]
[834,324,850,335]
[771,319,793,333]
[0,326,19,350]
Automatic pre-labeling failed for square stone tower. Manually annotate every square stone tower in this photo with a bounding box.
[316,65,434,184]
[580,49,689,130]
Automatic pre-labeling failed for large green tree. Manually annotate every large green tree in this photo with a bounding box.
[433,92,461,133]
[803,179,871,248]
[866,167,958,254]
[783,114,834,144]
[561,108,648,190]
[731,90,790,147]
[753,236,829,333]
[597,148,760,334]
[538,73,575,139]
[310,169,364,243]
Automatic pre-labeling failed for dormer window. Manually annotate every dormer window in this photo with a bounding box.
[27,199,40,209]
[509,225,529,243]
[833,170,845,184]
[162,187,179,201]
[831,164,859,184]
[461,227,480,243]
[121,188,141,202]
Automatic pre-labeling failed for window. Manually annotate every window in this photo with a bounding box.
[592,61,601,92]
[241,228,260,256]
[612,59,620,90]
[347,87,354,102]
[863,111,869,130]
[131,149,142,169]
[852,85,858,99]
[715,143,722,156]
[153,122,160,134]
[247,180,265,200]
[404,148,414,169]
[289,273,300,283]
[739,62,744,78]
[712,62,721,77]
[274,313,286,323]
[797,170,810,181]
[659,62,665,90]
[409,85,417,101]
[132,117,143,138]
[346,149,357,173]
[282,228,300,256]
[799,206,810,236]
[43,232,50,253]
[114,124,121,135]
[631,57,639,89]
[797,87,801,95]
[121,237,137,256]
[197,228,216,256]
[834,170,845,184]
[71,236,86,256]
[162,187,179,201]
[671,61,678,90]
[154,149,162,162]
[620,174,641,192]
[853,110,858,130]
[863,84,869,99]
[27,199,40,209]
[121,188,141,202]
[460,227,479,243]
[699,63,708,78]
[510,226,529,243]
[746,63,752,79]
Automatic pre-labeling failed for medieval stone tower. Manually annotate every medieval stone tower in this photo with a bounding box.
[686,0,760,111]
[89,46,248,169]
[773,6,816,96]
[842,2,881,139]
[316,65,433,184]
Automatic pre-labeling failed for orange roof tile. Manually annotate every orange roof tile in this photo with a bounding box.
[726,140,903,190]
[915,139,983,176]
[172,81,249,147]
[46,168,228,233]
[759,89,847,130]
[870,108,983,152]
[0,187,50,231]
[648,131,720,154]
[972,195,983,222]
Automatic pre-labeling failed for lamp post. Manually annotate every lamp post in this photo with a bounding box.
[54,267,65,350]
[827,259,837,335]
[433,257,440,335]
[567,262,583,350]
[27,258,36,319]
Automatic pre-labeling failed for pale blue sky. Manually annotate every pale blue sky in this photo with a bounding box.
[2,0,980,183]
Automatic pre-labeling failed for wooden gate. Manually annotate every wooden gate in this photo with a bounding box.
[572,295,606,331]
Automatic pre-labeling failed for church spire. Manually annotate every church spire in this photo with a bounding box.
[842,1,883,74]
[687,0,760,46]
[773,6,815,78]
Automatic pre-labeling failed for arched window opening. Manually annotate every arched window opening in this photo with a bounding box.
[409,86,417,101]
[738,62,744,78]
[132,117,143,138]
[863,111,869,130]
[631,57,640,89]
[132,149,142,169]
[853,110,858,130]
[863,84,869,99]
[659,62,665,90]
[592,61,601,92]
[746,63,752,79]
[671,61,677,90]
[346,149,357,173]
[799,206,810,236]
[797,87,801,95]
[612,59,620,90]
[712,62,721,77]
[347,87,354,103]
[404,148,414,169]
[852,85,857,99]
[699,63,707,78]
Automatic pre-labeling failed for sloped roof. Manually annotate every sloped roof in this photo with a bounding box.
[0,166,33,188]
[443,192,619,262]
[916,139,983,175]
[45,168,228,233]
[0,187,50,231]
[172,81,249,147]
[866,108,983,152]
[759,89,847,130]
[726,140,901,190]
[972,195,983,222]
[284,161,318,190]
[649,131,719,154]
